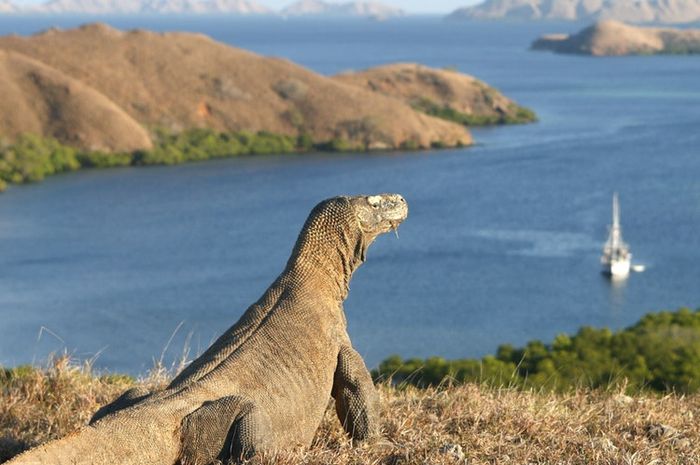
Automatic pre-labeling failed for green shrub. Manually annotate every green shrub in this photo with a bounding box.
[0,126,408,192]
[133,145,185,166]
[297,133,315,151]
[400,139,421,151]
[374,307,700,394]
[0,365,37,385]
[0,134,80,184]
[316,138,359,152]
[98,373,136,385]
[411,97,537,126]
[77,151,133,168]
[245,131,296,155]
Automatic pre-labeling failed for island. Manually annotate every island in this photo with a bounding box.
[0,23,535,192]
[0,23,474,153]
[531,20,700,56]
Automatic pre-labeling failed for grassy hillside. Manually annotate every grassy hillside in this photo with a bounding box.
[1,357,699,464]
[334,64,537,127]
[0,23,471,152]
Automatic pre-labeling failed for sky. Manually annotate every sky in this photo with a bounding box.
[10,0,476,14]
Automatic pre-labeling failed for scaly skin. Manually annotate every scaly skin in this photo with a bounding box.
[6,193,408,465]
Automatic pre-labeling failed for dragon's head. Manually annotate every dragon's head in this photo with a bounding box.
[287,194,408,296]
[348,193,408,240]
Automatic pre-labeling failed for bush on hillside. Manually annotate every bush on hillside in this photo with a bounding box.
[375,307,700,394]
[0,134,80,184]
[411,97,536,126]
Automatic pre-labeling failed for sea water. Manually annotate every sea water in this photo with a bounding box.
[0,16,698,373]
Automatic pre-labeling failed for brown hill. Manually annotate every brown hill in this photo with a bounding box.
[0,24,471,151]
[532,20,700,56]
[333,63,535,126]
[0,50,152,152]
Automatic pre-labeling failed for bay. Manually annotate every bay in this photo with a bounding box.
[0,16,698,374]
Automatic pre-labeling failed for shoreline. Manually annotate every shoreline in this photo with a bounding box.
[0,125,496,193]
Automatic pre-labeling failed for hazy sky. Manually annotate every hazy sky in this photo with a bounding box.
[11,0,476,14]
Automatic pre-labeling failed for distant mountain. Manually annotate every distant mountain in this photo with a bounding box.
[282,0,404,19]
[448,0,700,24]
[197,0,271,13]
[532,20,700,55]
[28,0,272,14]
[0,0,17,12]
[36,0,142,14]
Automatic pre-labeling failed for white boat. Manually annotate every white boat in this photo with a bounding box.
[601,193,631,278]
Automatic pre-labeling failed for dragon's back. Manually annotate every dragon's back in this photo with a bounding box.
[179,283,345,446]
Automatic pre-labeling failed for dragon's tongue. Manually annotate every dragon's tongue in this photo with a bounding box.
[391,221,400,238]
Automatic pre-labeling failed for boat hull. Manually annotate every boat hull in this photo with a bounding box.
[603,258,631,278]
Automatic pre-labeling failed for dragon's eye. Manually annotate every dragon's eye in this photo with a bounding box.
[367,195,382,207]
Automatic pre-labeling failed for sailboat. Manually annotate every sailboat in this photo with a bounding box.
[601,193,631,278]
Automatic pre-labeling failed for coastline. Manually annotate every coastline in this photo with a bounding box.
[0,129,476,193]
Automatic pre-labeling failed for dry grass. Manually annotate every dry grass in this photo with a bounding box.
[2,358,700,464]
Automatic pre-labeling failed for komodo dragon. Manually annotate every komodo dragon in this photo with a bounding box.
[6,193,408,465]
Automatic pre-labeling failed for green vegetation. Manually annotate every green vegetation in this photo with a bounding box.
[133,129,299,165]
[661,43,700,54]
[411,97,536,126]
[374,307,700,394]
[0,130,369,192]
[314,137,363,152]
[0,134,81,189]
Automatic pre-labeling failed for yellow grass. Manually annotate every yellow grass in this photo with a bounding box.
[2,357,699,464]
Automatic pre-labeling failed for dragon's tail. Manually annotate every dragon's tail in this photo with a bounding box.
[4,417,180,465]
[5,426,111,465]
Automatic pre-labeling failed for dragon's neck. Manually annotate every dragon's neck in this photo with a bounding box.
[284,198,368,302]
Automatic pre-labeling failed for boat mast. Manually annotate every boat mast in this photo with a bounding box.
[605,192,628,259]
[611,192,621,250]
[602,192,632,275]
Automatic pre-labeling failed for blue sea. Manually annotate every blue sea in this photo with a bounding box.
[0,16,698,374]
